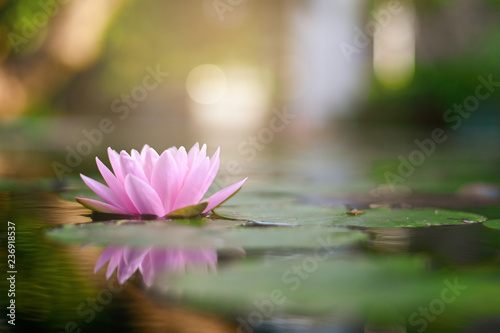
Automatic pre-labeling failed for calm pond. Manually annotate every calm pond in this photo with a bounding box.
[2,126,500,333]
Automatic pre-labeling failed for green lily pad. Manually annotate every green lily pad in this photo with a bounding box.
[214,205,486,228]
[46,220,366,249]
[334,207,486,228]
[483,219,500,230]
[173,256,500,321]
[174,257,430,316]
[215,204,347,225]
[211,227,366,250]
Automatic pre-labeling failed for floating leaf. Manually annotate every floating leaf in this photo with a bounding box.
[215,204,347,225]
[174,256,500,322]
[483,219,500,230]
[173,256,433,316]
[46,220,366,249]
[334,207,486,228]
[210,227,366,250]
[215,205,486,228]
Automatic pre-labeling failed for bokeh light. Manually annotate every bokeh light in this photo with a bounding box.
[186,64,227,105]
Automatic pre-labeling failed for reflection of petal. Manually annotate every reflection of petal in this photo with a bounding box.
[94,246,219,286]
[189,249,218,273]
[188,249,218,266]
[139,253,155,287]
[123,247,151,266]
[118,247,151,284]
[106,248,124,279]
[93,246,125,279]
[94,247,121,273]
[159,250,184,273]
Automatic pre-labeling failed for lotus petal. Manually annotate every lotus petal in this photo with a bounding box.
[77,144,247,217]
[203,178,248,213]
[124,174,165,216]
[76,197,127,214]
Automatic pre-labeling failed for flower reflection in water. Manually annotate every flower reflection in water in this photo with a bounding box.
[95,246,218,287]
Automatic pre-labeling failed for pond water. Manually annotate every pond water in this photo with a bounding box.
[1,126,500,333]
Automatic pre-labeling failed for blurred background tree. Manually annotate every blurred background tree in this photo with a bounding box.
[0,0,498,178]
[1,0,499,121]
[0,0,126,115]
[359,0,500,128]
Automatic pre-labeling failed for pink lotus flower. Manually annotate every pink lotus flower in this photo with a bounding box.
[95,246,217,286]
[76,143,247,217]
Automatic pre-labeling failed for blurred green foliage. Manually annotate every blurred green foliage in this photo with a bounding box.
[370,155,500,194]
[0,0,74,58]
[360,2,500,127]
